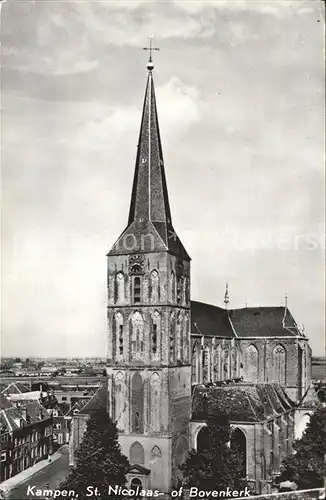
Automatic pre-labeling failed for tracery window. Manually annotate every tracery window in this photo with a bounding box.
[133,276,141,304]
[131,373,144,433]
[272,344,286,385]
[115,312,124,357]
[115,272,124,303]
[247,344,259,383]
[150,270,159,303]
[149,373,160,432]
[131,311,144,356]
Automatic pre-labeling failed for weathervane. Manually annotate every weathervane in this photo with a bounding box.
[224,282,230,309]
[143,36,160,71]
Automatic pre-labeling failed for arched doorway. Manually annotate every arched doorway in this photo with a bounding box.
[231,428,247,477]
[130,477,143,497]
[130,478,142,488]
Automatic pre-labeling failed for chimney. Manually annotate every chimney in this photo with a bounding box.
[21,407,27,421]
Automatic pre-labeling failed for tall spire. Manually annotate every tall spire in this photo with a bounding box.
[109,47,190,260]
[128,67,172,226]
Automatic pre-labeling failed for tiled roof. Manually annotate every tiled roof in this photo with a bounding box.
[1,382,29,395]
[228,307,301,338]
[190,301,303,338]
[191,301,235,338]
[0,400,50,433]
[79,384,107,415]
[192,383,296,423]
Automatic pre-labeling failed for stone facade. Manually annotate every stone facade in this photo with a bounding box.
[106,250,192,491]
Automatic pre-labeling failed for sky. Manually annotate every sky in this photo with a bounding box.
[1,0,325,357]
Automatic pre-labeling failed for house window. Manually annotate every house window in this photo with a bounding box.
[133,277,141,304]
[62,397,67,401]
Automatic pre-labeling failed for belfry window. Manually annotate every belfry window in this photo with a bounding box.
[177,277,183,305]
[119,325,123,354]
[133,277,141,304]
[152,324,157,354]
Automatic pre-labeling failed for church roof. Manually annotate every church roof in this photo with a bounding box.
[192,383,296,423]
[228,306,301,337]
[191,301,235,338]
[108,68,189,260]
[190,301,303,338]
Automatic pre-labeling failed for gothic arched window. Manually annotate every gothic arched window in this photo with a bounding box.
[133,276,141,304]
[170,271,176,302]
[130,441,144,464]
[272,344,286,385]
[247,344,259,383]
[183,313,189,361]
[223,349,229,380]
[176,276,183,305]
[131,373,144,433]
[115,371,125,430]
[151,446,162,460]
[131,311,144,357]
[203,345,210,382]
[197,426,209,452]
[115,312,124,357]
[231,347,238,378]
[231,428,247,477]
[151,311,160,357]
[149,373,160,432]
[213,344,221,381]
[169,312,175,361]
[192,343,197,384]
[176,313,182,360]
[150,270,159,303]
[115,272,124,303]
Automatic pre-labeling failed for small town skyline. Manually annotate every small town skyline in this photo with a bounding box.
[1,1,324,358]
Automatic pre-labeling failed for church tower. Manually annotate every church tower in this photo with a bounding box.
[106,54,191,492]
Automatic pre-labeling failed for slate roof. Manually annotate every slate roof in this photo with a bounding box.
[228,307,301,337]
[190,301,303,338]
[108,70,190,260]
[0,399,50,433]
[1,382,30,395]
[192,383,296,423]
[67,385,107,416]
[191,301,235,338]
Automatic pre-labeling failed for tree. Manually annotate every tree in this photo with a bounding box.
[180,410,246,490]
[60,408,129,499]
[278,407,326,489]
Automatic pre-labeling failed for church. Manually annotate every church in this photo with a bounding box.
[70,53,317,496]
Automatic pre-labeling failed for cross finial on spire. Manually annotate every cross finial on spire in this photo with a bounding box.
[224,282,230,309]
[285,293,288,309]
[143,36,160,71]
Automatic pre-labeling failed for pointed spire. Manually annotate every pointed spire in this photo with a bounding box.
[108,46,190,260]
[224,282,230,309]
[128,71,171,226]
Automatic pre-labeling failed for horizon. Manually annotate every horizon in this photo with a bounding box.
[1,0,325,357]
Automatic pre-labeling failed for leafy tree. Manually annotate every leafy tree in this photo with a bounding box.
[180,409,246,490]
[60,408,129,499]
[278,406,326,489]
